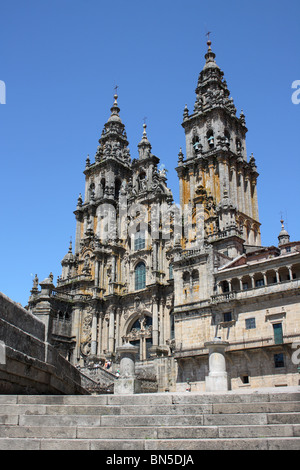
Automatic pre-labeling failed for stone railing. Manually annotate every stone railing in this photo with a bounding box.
[211,292,236,304]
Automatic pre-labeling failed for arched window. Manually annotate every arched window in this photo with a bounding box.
[134,229,146,251]
[207,130,214,148]
[100,178,106,197]
[224,130,230,145]
[192,134,200,153]
[115,178,121,199]
[192,269,199,284]
[135,262,146,290]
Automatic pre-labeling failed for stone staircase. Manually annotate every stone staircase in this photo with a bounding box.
[0,387,300,450]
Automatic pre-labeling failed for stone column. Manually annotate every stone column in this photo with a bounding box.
[94,260,99,287]
[108,309,115,354]
[204,338,229,392]
[91,311,97,355]
[152,297,159,347]
[263,272,267,286]
[114,343,141,394]
[115,308,121,349]
[97,312,103,356]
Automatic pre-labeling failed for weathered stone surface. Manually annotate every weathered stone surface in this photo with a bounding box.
[0,389,299,450]
[0,293,89,395]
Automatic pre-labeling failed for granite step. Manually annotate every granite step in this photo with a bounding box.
[0,388,299,450]
[1,401,299,417]
[0,389,299,405]
[1,423,299,440]
[0,437,299,451]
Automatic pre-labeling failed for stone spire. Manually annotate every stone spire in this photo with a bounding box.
[138,122,152,160]
[95,92,131,164]
[192,39,238,119]
[278,219,290,246]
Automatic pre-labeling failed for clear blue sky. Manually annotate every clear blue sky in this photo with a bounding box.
[0,0,299,307]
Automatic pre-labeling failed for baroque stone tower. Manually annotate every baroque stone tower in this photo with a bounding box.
[178,39,260,253]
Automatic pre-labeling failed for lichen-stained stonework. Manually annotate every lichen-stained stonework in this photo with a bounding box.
[28,41,300,392]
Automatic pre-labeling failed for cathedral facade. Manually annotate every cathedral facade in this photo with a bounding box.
[28,41,300,391]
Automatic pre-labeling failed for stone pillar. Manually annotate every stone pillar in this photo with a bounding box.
[97,312,103,356]
[114,343,141,394]
[152,297,159,347]
[94,260,99,287]
[108,309,115,353]
[205,338,229,392]
[91,311,97,355]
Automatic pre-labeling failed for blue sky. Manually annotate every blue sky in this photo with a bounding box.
[0,0,299,307]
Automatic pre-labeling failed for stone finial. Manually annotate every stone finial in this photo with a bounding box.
[77,193,83,208]
[278,219,290,246]
[178,147,184,164]
[183,104,189,120]
[31,274,39,293]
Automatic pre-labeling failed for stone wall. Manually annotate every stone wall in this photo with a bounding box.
[0,292,88,394]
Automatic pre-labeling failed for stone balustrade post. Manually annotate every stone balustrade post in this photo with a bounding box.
[204,338,229,392]
[114,343,141,394]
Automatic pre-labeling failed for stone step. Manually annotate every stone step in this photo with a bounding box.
[1,424,299,440]
[119,402,300,415]
[0,389,298,406]
[1,401,299,417]
[0,437,299,450]
[0,404,122,416]
[0,389,299,450]
[2,409,300,426]
[2,410,298,428]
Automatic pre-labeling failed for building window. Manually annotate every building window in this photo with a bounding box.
[115,178,121,199]
[135,262,146,290]
[255,278,264,287]
[207,130,214,148]
[222,281,230,293]
[223,312,232,322]
[224,130,230,145]
[241,375,249,384]
[192,269,199,284]
[134,231,145,251]
[242,282,248,290]
[273,323,283,344]
[183,272,190,285]
[245,317,256,329]
[274,353,285,368]
[170,315,175,339]
[286,246,291,253]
